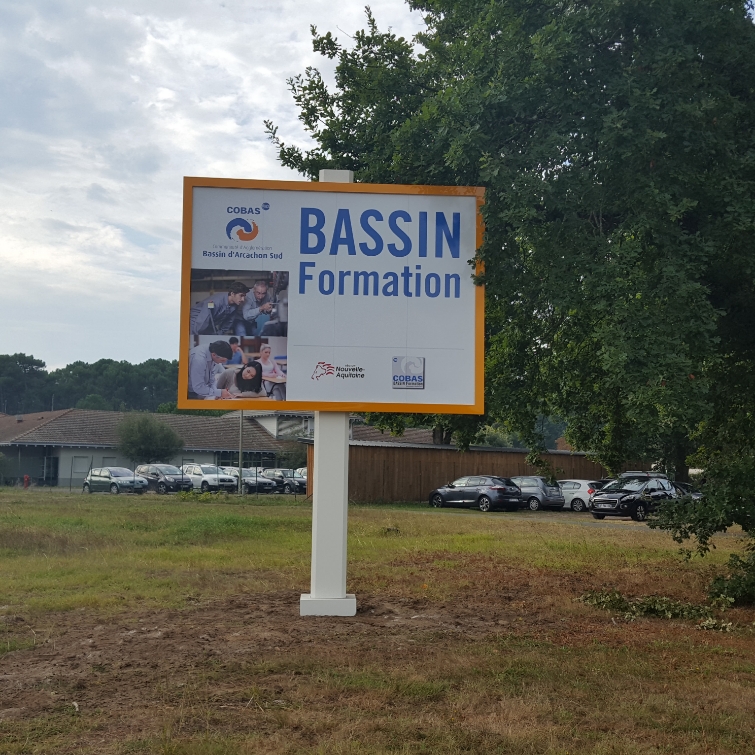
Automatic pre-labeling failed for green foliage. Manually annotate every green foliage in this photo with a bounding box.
[709,542,755,606]
[51,358,180,412]
[269,1,755,474]
[580,589,714,621]
[75,393,112,410]
[274,442,308,470]
[270,2,755,602]
[0,353,48,415]
[117,414,184,464]
[174,490,218,504]
[0,353,179,414]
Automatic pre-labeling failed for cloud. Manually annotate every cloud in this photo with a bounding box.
[0,0,424,366]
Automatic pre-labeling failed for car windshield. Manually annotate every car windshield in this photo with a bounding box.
[200,465,221,474]
[242,469,259,477]
[110,468,135,477]
[293,471,305,479]
[155,465,181,474]
[602,478,647,492]
[491,477,514,486]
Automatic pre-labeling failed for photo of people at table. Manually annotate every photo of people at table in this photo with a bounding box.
[188,269,288,401]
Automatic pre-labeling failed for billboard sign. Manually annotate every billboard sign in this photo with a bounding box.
[178,177,484,413]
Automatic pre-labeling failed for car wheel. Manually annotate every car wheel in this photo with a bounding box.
[110,483,119,495]
[430,494,444,508]
[283,483,293,494]
[478,495,492,513]
[592,513,606,520]
[82,484,91,494]
[527,497,541,511]
[157,482,167,495]
[632,502,648,522]
[571,498,586,513]
[200,481,210,493]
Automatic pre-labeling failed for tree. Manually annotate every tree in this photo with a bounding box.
[76,394,112,410]
[0,353,50,415]
[49,358,179,412]
[269,1,755,472]
[268,2,755,594]
[117,415,184,464]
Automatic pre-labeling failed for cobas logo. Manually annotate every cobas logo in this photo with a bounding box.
[393,356,425,389]
[226,217,259,241]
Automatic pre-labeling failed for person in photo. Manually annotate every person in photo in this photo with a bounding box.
[215,361,265,397]
[234,279,274,336]
[188,340,234,399]
[258,343,286,400]
[190,282,250,335]
[227,336,248,365]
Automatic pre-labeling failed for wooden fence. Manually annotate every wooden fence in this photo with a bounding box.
[306,442,611,502]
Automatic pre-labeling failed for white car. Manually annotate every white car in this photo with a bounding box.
[181,463,237,493]
[557,479,602,512]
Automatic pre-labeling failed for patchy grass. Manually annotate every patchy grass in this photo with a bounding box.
[1,489,754,754]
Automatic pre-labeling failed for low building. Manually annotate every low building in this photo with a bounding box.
[0,409,295,489]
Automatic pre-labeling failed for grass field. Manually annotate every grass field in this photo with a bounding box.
[1,488,754,754]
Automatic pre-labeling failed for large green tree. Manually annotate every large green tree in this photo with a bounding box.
[269,1,755,478]
[269,1,755,596]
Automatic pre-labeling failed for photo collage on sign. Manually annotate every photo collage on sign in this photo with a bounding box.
[187,268,288,401]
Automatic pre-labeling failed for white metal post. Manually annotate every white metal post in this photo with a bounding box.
[300,168,357,617]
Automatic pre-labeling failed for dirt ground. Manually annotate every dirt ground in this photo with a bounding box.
[3,562,755,754]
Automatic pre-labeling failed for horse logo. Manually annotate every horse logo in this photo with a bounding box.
[311,362,335,380]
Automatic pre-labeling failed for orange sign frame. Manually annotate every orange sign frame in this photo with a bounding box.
[178,177,485,414]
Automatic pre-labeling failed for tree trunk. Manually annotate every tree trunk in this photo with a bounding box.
[432,426,453,445]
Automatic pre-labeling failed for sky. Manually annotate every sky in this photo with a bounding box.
[0,0,423,369]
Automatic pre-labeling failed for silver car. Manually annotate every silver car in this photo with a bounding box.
[510,476,565,511]
[557,479,602,512]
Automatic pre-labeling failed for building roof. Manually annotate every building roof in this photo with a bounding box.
[0,409,291,453]
[0,409,73,444]
[351,425,437,445]
[301,423,587,455]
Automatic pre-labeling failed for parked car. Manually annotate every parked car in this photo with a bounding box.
[558,480,602,512]
[590,473,677,521]
[592,479,614,491]
[180,463,237,492]
[429,476,522,512]
[296,467,307,479]
[672,481,704,500]
[135,464,193,494]
[510,476,565,511]
[83,467,148,495]
[262,468,307,494]
[220,467,278,494]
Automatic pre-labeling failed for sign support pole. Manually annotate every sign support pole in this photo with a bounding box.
[238,409,243,496]
[300,169,357,617]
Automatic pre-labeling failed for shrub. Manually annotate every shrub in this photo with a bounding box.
[709,542,755,606]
